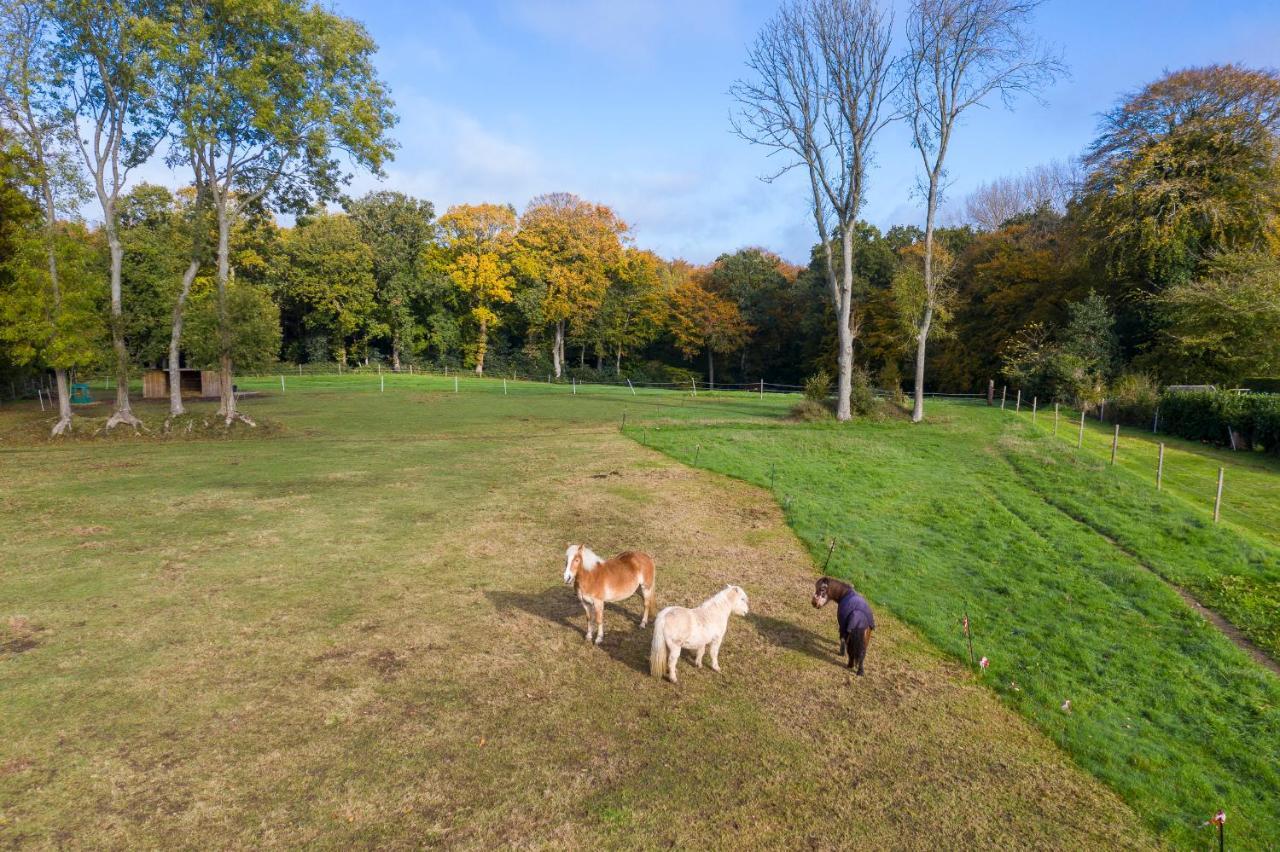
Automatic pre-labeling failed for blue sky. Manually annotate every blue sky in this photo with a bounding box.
[140,0,1280,264]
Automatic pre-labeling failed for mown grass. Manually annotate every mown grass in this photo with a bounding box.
[635,402,1280,848]
[0,379,1155,849]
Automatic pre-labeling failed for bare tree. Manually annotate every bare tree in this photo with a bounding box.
[963,158,1079,230]
[902,0,1065,423]
[0,0,84,435]
[732,0,896,421]
[56,0,166,430]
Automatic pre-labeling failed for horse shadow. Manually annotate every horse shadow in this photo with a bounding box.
[485,586,652,675]
[747,612,845,668]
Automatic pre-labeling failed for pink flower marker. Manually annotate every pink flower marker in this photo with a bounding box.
[979,656,989,669]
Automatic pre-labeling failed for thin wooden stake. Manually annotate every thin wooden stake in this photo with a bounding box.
[1001,386,1006,409]
[1078,411,1086,448]
[691,378,697,397]
[37,388,45,411]
[627,379,635,396]
[821,538,837,571]
[1054,403,1060,436]
[1214,468,1225,523]
[1111,424,1119,464]
[1152,407,1159,434]
[280,375,286,393]
[454,376,458,393]
[1015,389,1021,412]
[572,378,576,395]
[760,379,764,400]
[503,378,508,395]
[1032,396,1038,422]
[770,462,776,491]
[694,444,701,465]
[380,374,385,393]
[964,606,975,667]
[1157,443,1165,490]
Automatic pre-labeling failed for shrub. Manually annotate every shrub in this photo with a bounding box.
[1109,373,1160,427]
[789,399,833,421]
[1157,390,1280,452]
[803,370,832,402]
[850,367,877,416]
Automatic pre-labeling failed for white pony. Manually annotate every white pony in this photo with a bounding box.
[649,585,749,683]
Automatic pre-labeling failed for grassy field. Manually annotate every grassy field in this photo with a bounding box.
[0,377,1156,849]
[637,400,1280,847]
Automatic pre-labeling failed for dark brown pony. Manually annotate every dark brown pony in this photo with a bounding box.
[812,576,875,675]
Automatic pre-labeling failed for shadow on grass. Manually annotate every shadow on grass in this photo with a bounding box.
[748,612,845,668]
[485,586,652,675]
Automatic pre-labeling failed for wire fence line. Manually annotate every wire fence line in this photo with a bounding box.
[993,396,1279,536]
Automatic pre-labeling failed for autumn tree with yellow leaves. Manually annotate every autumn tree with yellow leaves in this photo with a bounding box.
[436,203,517,375]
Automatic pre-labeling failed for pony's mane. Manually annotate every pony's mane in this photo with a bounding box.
[822,576,854,596]
[578,546,604,571]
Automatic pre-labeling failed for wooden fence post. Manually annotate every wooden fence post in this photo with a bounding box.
[1157,443,1165,490]
[760,379,764,400]
[1001,386,1007,410]
[380,374,385,393]
[987,379,994,406]
[1214,468,1225,523]
[1054,403,1060,436]
[503,378,508,395]
[1032,397,1038,422]
[1152,407,1159,434]
[1078,411,1086,448]
[1016,389,1021,413]
[1099,400,1105,421]
[280,375,285,393]
[1111,424,1119,464]
[454,376,459,393]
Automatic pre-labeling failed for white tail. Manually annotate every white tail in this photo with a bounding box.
[649,611,669,678]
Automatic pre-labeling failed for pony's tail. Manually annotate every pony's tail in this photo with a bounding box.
[649,611,668,678]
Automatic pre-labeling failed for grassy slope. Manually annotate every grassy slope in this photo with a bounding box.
[0,380,1153,849]
[1038,404,1280,546]
[636,402,1280,848]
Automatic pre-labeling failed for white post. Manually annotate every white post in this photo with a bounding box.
[1032,397,1038,422]
[37,388,45,411]
[1078,411,1086,449]
[380,374,385,393]
[1157,443,1165,490]
[627,378,635,396]
[1015,389,1021,413]
[691,378,697,397]
[280,375,286,393]
[1214,467,1225,523]
[572,378,577,395]
[298,363,302,376]
[454,376,458,394]
[1001,386,1006,410]
[1054,403,1060,436]
[1111,424,1119,465]
[760,379,764,400]
[503,378,508,395]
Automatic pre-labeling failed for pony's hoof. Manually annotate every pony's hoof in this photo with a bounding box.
[710,665,720,673]
[594,637,603,646]
[856,669,865,677]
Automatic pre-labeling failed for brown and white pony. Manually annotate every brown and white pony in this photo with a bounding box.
[562,544,657,644]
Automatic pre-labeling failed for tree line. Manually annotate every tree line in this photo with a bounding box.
[2,0,1279,436]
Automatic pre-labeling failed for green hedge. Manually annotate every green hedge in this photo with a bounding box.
[1158,390,1280,453]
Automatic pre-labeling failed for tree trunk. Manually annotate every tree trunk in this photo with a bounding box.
[391,343,401,372]
[579,346,585,368]
[167,259,200,417]
[214,199,251,426]
[912,178,940,424]
[104,222,141,429]
[475,317,487,375]
[834,227,856,421]
[51,368,72,436]
[552,320,564,378]
[616,345,622,376]
[41,188,72,436]
[596,351,603,371]
[707,348,714,389]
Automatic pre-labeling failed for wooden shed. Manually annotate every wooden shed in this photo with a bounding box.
[142,368,221,400]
